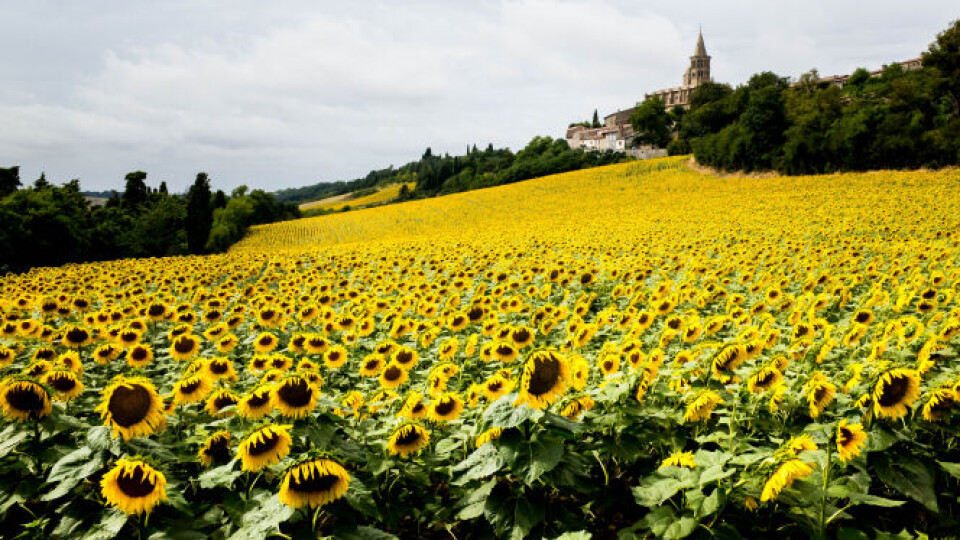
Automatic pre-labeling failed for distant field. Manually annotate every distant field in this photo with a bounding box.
[299,182,414,211]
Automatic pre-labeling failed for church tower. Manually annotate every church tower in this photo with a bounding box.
[682,30,711,87]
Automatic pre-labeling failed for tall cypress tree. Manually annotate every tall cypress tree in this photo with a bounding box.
[185,172,213,253]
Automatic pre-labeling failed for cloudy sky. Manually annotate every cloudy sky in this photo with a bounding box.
[1,1,956,192]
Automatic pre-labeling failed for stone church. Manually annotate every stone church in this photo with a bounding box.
[645,31,712,108]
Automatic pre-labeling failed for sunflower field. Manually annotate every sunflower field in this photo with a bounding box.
[2,156,960,539]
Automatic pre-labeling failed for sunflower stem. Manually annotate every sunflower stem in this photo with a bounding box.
[32,419,43,474]
[818,447,832,535]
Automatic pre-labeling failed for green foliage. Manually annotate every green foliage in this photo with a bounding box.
[631,96,673,148]
[185,173,213,254]
[206,190,299,252]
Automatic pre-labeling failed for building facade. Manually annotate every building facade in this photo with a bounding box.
[645,31,711,109]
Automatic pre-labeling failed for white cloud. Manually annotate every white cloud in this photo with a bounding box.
[0,0,956,190]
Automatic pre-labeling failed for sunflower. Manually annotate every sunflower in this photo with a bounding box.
[836,419,867,462]
[198,431,232,467]
[0,346,15,368]
[269,354,293,371]
[324,346,348,369]
[205,389,241,417]
[274,375,319,419]
[568,354,590,391]
[256,307,283,328]
[97,377,165,440]
[760,459,815,502]
[683,390,722,423]
[805,373,837,419]
[339,390,365,417]
[515,350,570,409]
[475,427,504,447]
[359,354,385,377]
[391,346,419,371]
[41,369,84,402]
[61,325,93,348]
[204,357,239,382]
[304,334,329,355]
[711,344,746,380]
[237,424,293,471]
[398,391,428,420]
[169,334,201,361]
[747,365,782,393]
[560,395,595,420]
[173,375,213,404]
[254,332,279,354]
[379,361,409,390]
[430,392,465,422]
[872,368,921,419]
[216,334,239,353]
[782,434,818,457]
[248,355,270,373]
[101,458,168,515]
[921,388,955,422]
[126,344,154,368]
[238,385,275,419]
[493,342,520,363]
[93,343,122,365]
[387,423,430,458]
[510,326,536,348]
[279,458,351,509]
[0,379,52,421]
[24,360,52,377]
[483,374,515,402]
[659,451,696,469]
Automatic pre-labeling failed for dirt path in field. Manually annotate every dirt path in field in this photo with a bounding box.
[299,192,353,210]
[685,157,780,179]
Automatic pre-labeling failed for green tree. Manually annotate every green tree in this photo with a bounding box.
[185,172,213,253]
[122,171,149,210]
[631,97,672,148]
[592,109,601,128]
[0,166,21,198]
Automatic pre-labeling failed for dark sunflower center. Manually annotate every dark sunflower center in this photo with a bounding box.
[837,428,852,445]
[328,352,341,362]
[526,358,561,396]
[434,399,456,416]
[855,312,870,323]
[148,305,166,316]
[488,381,503,392]
[383,365,403,381]
[247,392,271,407]
[813,387,830,404]
[180,379,202,394]
[364,360,381,371]
[121,332,138,342]
[253,359,267,369]
[35,349,55,360]
[514,329,531,342]
[878,376,910,407]
[65,328,89,343]
[930,397,954,415]
[50,375,77,392]
[271,359,287,368]
[496,345,514,356]
[213,394,238,410]
[395,427,423,446]
[261,310,276,320]
[277,379,312,407]
[211,362,229,374]
[292,336,305,348]
[396,351,413,364]
[130,348,148,361]
[248,433,281,456]
[755,372,775,387]
[204,438,232,463]
[290,470,340,493]
[411,403,425,414]
[108,385,153,427]
[259,337,274,346]
[174,338,196,354]
[6,386,45,412]
[116,466,157,498]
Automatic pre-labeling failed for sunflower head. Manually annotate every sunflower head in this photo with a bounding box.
[872,368,921,419]
[101,458,168,515]
[96,376,165,440]
[173,375,213,405]
[126,344,154,368]
[0,378,53,421]
[659,450,696,469]
[279,458,351,509]
[205,389,241,418]
[835,419,867,462]
[238,385,275,419]
[429,392,465,422]
[198,431,232,467]
[273,375,319,419]
[41,369,84,402]
[237,424,293,472]
[387,423,430,458]
[514,349,570,410]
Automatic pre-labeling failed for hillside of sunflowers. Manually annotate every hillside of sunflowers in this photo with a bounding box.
[2,155,960,539]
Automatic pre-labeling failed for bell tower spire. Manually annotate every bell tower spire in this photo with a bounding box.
[683,28,711,87]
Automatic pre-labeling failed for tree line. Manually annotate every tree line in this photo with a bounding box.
[629,19,960,175]
[0,169,299,273]
[276,137,628,205]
